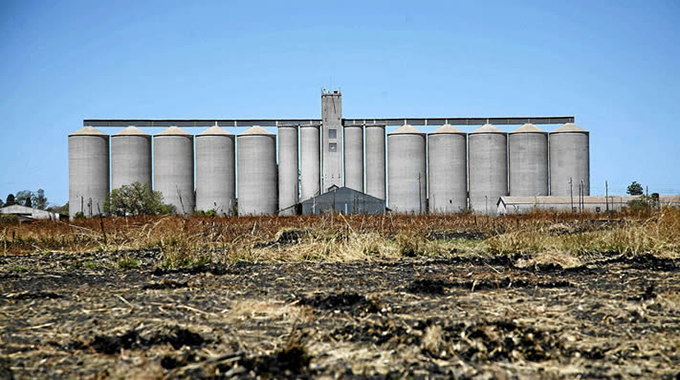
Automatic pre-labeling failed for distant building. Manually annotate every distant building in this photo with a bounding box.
[658,195,680,207]
[301,186,386,215]
[497,195,680,214]
[0,205,62,221]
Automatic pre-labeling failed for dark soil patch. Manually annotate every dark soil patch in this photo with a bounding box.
[242,342,310,378]
[330,319,415,346]
[142,280,189,290]
[406,278,448,295]
[152,263,227,276]
[4,291,63,300]
[407,277,573,294]
[85,325,207,355]
[626,254,679,271]
[426,230,486,241]
[253,229,311,248]
[296,292,381,314]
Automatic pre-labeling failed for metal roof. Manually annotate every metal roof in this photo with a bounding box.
[69,126,107,137]
[113,126,150,137]
[85,116,576,128]
[155,126,192,136]
[498,196,640,205]
[388,124,425,135]
[239,125,275,136]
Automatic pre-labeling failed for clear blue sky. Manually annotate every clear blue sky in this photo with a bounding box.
[1,0,679,205]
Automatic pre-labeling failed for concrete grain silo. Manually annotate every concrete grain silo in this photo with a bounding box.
[195,125,235,215]
[237,126,277,215]
[111,126,151,191]
[68,126,110,218]
[153,126,195,214]
[300,124,320,201]
[428,124,467,213]
[509,123,548,197]
[278,125,298,215]
[468,124,508,215]
[365,124,386,201]
[344,124,364,192]
[388,125,426,214]
[549,123,590,196]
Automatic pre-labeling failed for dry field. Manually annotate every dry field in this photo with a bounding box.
[1,209,679,379]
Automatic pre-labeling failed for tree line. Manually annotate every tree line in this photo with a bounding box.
[1,189,48,210]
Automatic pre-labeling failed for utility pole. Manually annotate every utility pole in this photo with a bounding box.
[605,181,609,212]
[580,180,585,212]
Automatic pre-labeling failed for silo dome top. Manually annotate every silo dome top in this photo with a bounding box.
[113,126,150,136]
[469,124,506,134]
[510,123,546,134]
[69,126,107,137]
[551,123,588,134]
[155,126,191,136]
[239,125,275,136]
[197,125,233,136]
[388,124,424,135]
[429,124,465,135]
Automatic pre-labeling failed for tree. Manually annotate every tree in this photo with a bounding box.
[25,197,32,208]
[32,189,48,210]
[47,202,69,215]
[0,198,4,208]
[104,182,175,216]
[5,194,16,206]
[15,190,34,207]
[627,181,644,196]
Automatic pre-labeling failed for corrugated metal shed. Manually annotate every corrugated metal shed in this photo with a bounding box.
[301,186,386,215]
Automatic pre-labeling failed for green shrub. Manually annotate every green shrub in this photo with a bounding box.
[104,182,175,216]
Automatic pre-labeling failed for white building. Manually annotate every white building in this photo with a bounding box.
[0,205,61,221]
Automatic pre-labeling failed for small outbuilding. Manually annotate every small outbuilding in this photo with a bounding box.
[497,196,640,214]
[301,186,386,215]
[0,205,62,221]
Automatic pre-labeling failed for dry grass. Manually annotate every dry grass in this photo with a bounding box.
[1,208,679,263]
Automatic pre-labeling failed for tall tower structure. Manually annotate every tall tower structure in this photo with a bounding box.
[321,90,343,192]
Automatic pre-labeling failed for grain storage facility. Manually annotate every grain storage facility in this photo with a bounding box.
[365,124,386,202]
[428,124,467,213]
[111,126,151,191]
[550,123,590,197]
[509,123,548,197]
[195,124,235,215]
[77,91,589,217]
[468,124,508,215]
[278,125,298,215]
[300,124,320,201]
[388,124,427,214]
[68,126,110,218]
[154,126,195,214]
[237,126,278,215]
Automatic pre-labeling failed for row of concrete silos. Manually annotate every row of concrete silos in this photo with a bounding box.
[385,122,589,214]
[69,125,276,217]
[69,121,588,217]
[70,124,332,218]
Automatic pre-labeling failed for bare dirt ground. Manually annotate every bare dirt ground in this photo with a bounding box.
[1,248,679,379]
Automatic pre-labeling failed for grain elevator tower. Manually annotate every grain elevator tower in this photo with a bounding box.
[321,90,343,192]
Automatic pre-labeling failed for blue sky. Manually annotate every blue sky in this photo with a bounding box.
[1,0,679,205]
